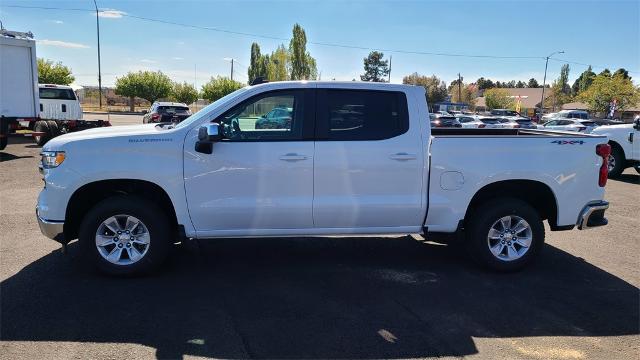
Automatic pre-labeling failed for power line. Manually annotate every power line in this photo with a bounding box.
[4,3,638,72]
[1,4,542,60]
[549,57,639,74]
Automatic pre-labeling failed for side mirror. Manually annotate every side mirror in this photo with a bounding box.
[198,123,223,142]
[634,119,640,130]
[195,123,223,154]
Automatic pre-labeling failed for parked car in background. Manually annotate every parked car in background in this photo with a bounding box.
[591,116,640,177]
[456,115,486,128]
[539,119,598,133]
[430,114,461,128]
[475,116,504,128]
[511,118,538,129]
[255,107,293,129]
[555,110,589,120]
[490,109,521,118]
[143,102,192,124]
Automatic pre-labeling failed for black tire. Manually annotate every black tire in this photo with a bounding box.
[608,145,625,178]
[79,195,172,276]
[33,120,51,146]
[466,198,545,272]
[0,118,8,150]
[46,120,60,138]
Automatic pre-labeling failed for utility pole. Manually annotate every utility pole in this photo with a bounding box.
[388,55,392,83]
[458,73,462,104]
[540,50,564,115]
[230,58,234,81]
[92,0,103,109]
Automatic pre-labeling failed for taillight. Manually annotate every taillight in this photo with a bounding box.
[478,124,486,128]
[596,143,611,187]
[513,124,520,128]
[578,126,587,132]
[151,114,160,121]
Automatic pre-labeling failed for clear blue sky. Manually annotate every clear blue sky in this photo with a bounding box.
[2,0,638,88]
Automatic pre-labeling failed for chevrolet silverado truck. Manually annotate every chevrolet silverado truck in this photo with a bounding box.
[591,116,640,177]
[37,81,611,275]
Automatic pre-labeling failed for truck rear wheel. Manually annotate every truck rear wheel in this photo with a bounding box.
[608,145,625,178]
[33,120,51,146]
[46,120,60,138]
[466,198,544,272]
[79,195,171,276]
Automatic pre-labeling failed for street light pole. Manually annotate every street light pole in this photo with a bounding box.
[540,50,564,116]
[92,0,103,109]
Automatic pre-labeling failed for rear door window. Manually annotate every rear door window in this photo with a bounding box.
[317,90,409,141]
[39,88,76,100]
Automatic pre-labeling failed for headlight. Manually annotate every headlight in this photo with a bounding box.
[41,151,66,169]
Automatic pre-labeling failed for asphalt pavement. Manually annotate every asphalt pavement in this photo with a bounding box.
[0,127,638,359]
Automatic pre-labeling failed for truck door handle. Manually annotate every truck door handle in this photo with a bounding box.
[389,153,416,161]
[279,153,308,161]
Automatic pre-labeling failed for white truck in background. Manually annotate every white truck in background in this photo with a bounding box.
[591,116,640,177]
[37,81,612,276]
[0,28,110,150]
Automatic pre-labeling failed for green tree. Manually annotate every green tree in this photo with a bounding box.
[484,88,514,109]
[270,45,290,81]
[288,24,317,80]
[558,64,571,94]
[572,66,596,94]
[37,58,75,85]
[115,71,173,111]
[171,82,198,105]
[449,82,478,109]
[361,51,389,82]
[516,80,526,88]
[476,77,495,90]
[402,73,448,104]
[200,76,244,102]
[613,68,631,81]
[114,72,141,111]
[577,73,640,113]
[247,42,266,84]
[527,78,539,87]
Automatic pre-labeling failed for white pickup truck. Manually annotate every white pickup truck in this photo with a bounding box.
[591,116,640,177]
[37,81,612,275]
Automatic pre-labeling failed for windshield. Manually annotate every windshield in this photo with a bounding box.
[39,88,76,100]
[173,87,249,129]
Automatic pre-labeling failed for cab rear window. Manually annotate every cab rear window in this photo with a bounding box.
[39,88,76,100]
[158,106,190,114]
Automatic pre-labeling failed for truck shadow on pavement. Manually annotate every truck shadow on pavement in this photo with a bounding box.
[1,236,638,359]
[611,173,640,185]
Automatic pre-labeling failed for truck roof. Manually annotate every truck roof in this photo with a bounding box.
[39,84,74,90]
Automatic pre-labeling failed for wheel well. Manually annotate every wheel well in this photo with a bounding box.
[465,180,558,228]
[64,179,178,241]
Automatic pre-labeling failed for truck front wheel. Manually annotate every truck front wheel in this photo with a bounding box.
[466,198,544,272]
[79,196,171,276]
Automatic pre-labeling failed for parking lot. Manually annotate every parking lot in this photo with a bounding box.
[1,120,638,359]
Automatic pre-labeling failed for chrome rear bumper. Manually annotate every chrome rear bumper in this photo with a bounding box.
[36,207,65,242]
[577,201,609,230]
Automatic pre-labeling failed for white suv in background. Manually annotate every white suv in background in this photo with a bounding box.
[539,118,598,133]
